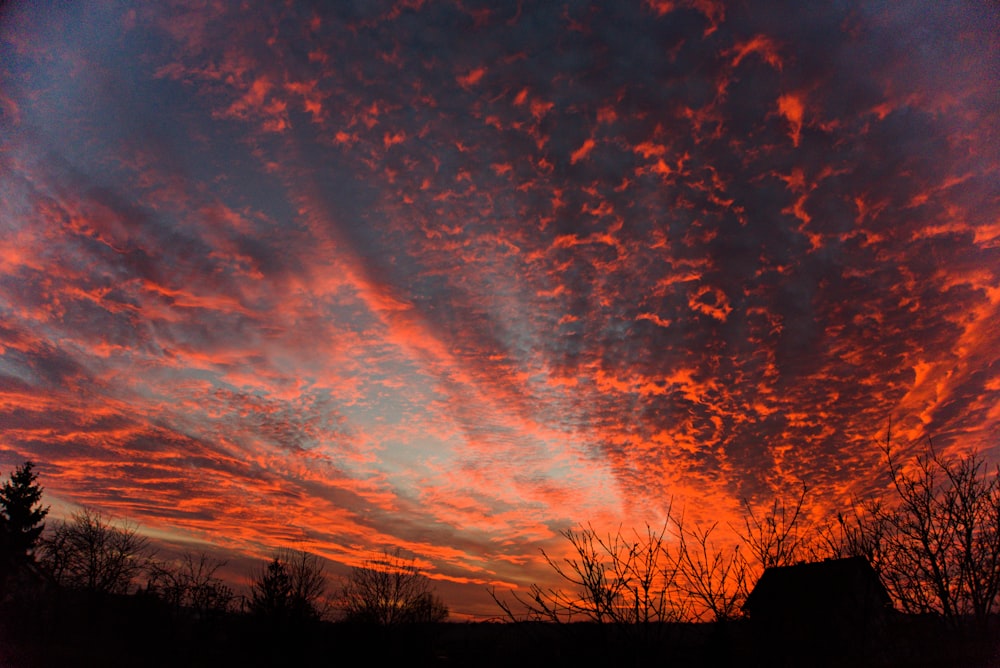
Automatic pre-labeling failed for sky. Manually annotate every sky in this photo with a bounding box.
[1,0,998,618]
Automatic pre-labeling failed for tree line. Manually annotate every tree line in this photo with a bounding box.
[3,430,999,634]
[0,463,447,627]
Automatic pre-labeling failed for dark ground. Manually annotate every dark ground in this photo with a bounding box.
[1,587,997,667]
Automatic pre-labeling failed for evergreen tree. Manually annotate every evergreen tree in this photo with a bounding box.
[0,461,49,563]
[249,550,329,621]
[250,556,293,619]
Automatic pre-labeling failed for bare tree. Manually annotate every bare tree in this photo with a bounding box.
[493,483,810,627]
[737,482,808,570]
[398,590,449,624]
[817,497,894,575]
[282,548,330,620]
[248,548,330,621]
[874,437,1000,628]
[490,522,685,625]
[39,508,151,595]
[671,485,806,623]
[341,548,448,625]
[146,552,235,615]
[816,427,1000,635]
[674,519,750,622]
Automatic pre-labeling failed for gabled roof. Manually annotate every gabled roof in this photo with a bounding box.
[743,556,892,618]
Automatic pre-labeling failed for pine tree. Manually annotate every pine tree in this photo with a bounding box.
[0,461,49,562]
[249,550,329,622]
[250,556,293,619]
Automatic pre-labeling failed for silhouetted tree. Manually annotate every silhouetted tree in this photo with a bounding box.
[399,590,449,624]
[250,556,293,619]
[492,491,812,627]
[0,461,48,568]
[248,548,329,621]
[283,548,330,620]
[39,508,151,595]
[146,552,235,616]
[737,482,808,570]
[674,519,750,621]
[819,497,894,575]
[818,429,1000,636]
[877,437,999,628]
[490,522,684,625]
[342,548,448,625]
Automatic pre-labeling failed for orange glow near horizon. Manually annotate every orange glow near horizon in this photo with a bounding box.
[1,1,998,618]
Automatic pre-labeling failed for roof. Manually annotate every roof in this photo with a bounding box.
[743,556,892,618]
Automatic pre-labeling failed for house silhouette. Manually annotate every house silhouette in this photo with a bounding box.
[743,556,892,667]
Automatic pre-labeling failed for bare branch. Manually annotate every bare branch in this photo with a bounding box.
[490,518,686,627]
[38,508,152,595]
[736,482,808,570]
[340,548,447,625]
[674,518,749,621]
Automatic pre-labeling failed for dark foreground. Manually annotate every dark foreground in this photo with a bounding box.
[1,591,997,667]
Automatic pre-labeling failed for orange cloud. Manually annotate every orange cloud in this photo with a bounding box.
[456,66,486,88]
[777,93,805,146]
[570,138,596,164]
[729,34,783,70]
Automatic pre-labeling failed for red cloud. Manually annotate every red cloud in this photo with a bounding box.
[456,66,486,88]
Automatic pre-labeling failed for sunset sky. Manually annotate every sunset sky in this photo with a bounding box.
[1,1,998,618]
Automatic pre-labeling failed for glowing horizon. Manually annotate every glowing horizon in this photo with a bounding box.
[1,1,998,618]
